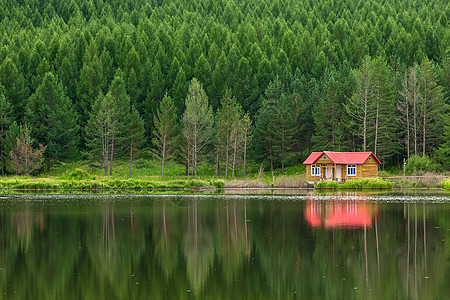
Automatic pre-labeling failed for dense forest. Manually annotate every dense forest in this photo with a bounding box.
[0,0,449,176]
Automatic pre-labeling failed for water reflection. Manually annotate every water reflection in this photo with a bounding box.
[305,194,378,229]
[0,193,448,299]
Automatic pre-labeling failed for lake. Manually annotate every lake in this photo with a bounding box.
[0,191,449,299]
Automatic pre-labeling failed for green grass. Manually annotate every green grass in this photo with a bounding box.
[0,175,223,191]
[315,178,392,189]
[442,178,450,190]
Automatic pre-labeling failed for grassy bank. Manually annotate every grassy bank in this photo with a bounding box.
[0,170,224,191]
[315,178,393,189]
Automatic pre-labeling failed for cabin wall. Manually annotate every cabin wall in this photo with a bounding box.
[306,165,316,182]
[352,154,379,179]
[360,154,379,178]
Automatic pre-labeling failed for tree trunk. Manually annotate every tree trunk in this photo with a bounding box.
[406,101,410,160]
[109,135,114,176]
[374,103,379,156]
[225,129,229,178]
[232,135,237,179]
[162,133,166,177]
[129,140,133,178]
[243,132,247,179]
[186,140,190,176]
[422,83,427,156]
[215,138,220,176]
[363,76,368,152]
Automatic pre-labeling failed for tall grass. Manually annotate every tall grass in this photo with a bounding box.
[0,177,223,191]
[315,178,392,189]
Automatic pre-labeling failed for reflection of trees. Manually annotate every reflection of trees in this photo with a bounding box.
[82,201,147,299]
[0,195,448,299]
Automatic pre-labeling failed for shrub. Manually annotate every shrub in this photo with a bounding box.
[58,169,94,180]
[442,178,450,190]
[315,178,392,189]
[405,155,441,175]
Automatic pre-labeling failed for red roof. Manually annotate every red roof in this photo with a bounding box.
[303,151,381,165]
[303,152,322,164]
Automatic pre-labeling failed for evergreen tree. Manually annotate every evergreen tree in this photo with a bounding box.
[255,78,297,172]
[346,57,376,152]
[85,93,117,176]
[0,93,13,175]
[26,73,79,172]
[419,58,445,156]
[124,106,146,177]
[0,58,28,122]
[216,89,241,178]
[9,124,46,176]
[182,78,213,177]
[152,94,179,177]
[106,70,132,175]
[312,68,352,151]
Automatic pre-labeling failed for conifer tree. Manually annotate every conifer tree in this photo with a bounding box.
[26,72,79,172]
[152,94,179,177]
[216,89,240,178]
[0,93,13,175]
[125,106,146,177]
[419,58,445,156]
[107,70,132,175]
[182,78,213,177]
[10,124,46,176]
[85,93,117,176]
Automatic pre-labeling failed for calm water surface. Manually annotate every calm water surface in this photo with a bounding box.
[0,191,449,299]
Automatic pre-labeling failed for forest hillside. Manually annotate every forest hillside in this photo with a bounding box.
[0,0,449,176]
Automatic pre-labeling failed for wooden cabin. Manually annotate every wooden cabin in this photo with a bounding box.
[303,151,381,182]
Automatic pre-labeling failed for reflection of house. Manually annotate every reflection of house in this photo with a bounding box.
[303,151,381,182]
[305,194,378,229]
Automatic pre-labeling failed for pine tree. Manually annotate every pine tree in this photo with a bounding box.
[9,124,46,176]
[124,106,146,177]
[85,93,117,176]
[107,70,132,175]
[255,78,297,172]
[0,58,28,122]
[26,72,79,172]
[242,113,252,178]
[216,89,240,178]
[182,78,214,177]
[346,57,376,152]
[0,93,13,175]
[419,58,445,156]
[152,94,179,177]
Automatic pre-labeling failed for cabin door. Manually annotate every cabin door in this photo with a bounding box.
[335,166,342,182]
[325,167,333,180]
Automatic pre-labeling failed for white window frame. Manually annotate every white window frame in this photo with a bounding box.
[311,164,315,176]
[316,166,321,176]
[347,165,356,176]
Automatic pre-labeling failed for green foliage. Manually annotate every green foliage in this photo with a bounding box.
[57,169,95,180]
[182,78,214,176]
[405,155,441,175]
[26,72,79,171]
[442,178,450,189]
[0,93,13,175]
[316,178,392,189]
[152,93,179,177]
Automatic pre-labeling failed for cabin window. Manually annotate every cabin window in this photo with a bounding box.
[369,157,372,161]
[316,166,321,176]
[323,156,327,160]
[347,165,356,176]
[311,165,315,175]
